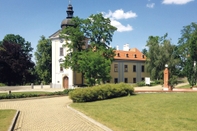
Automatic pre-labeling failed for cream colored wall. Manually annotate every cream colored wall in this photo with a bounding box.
[140,63,150,80]
[124,62,136,83]
[110,62,118,83]
[110,61,150,83]
[74,72,82,85]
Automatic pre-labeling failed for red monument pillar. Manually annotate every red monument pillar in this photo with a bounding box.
[163,64,171,91]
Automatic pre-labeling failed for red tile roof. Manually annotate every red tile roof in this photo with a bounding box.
[114,48,146,61]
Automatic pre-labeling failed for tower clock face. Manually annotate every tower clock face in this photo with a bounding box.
[60,39,64,43]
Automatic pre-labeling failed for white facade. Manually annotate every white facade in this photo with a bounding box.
[50,31,74,89]
[49,3,76,89]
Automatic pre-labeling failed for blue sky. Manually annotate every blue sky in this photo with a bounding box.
[0,0,197,61]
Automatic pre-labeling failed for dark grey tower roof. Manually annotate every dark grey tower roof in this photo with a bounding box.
[61,4,74,29]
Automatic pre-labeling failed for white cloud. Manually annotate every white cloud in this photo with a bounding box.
[110,19,133,32]
[146,3,155,8]
[104,9,137,20]
[162,0,194,4]
[103,9,136,32]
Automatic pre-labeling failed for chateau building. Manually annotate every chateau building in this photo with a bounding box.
[110,44,149,84]
[50,3,149,89]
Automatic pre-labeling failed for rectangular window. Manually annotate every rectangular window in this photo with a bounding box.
[60,48,63,56]
[133,78,136,83]
[133,65,136,72]
[142,77,145,81]
[114,78,118,83]
[141,65,144,72]
[60,66,63,72]
[114,64,118,72]
[124,78,128,83]
[124,65,128,72]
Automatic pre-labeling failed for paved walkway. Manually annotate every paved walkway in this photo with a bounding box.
[0,85,64,93]
[0,96,106,131]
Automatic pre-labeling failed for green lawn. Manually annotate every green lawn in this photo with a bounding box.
[0,109,17,131]
[71,93,197,131]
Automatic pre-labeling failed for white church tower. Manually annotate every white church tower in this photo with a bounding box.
[49,3,75,89]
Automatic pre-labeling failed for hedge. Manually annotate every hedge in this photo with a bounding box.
[69,83,134,103]
[0,89,73,100]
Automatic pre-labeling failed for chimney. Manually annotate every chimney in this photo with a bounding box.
[123,44,129,51]
[116,45,119,50]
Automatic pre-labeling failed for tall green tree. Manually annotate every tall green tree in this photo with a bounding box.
[0,34,33,57]
[60,17,87,72]
[0,34,35,85]
[0,41,35,85]
[141,48,148,56]
[61,13,117,86]
[146,34,180,86]
[177,22,197,87]
[34,36,52,84]
[77,50,112,85]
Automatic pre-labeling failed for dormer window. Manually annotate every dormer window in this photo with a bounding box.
[134,54,137,58]
[142,55,144,58]
[126,54,129,58]
[117,53,120,57]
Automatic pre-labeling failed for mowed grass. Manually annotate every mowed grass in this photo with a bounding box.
[0,109,17,131]
[71,93,197,131]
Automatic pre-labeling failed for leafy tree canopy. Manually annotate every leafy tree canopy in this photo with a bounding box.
[177,22,197,86]
[60,13,117,86]
[145,33,180,86]
[0,40,35,85]
[34,36,52,84]
[0,34,33,57]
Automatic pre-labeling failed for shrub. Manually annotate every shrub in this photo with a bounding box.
[69,83,134,103]
[0,83,6,87]
[169,75,178,88]
[154,80,163,85]
[132,83,138,87]
[63,89,74,95]
[136,81,145,87]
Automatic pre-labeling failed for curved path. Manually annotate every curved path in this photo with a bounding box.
[0,96,106,131]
